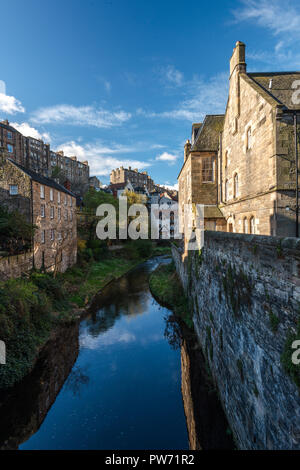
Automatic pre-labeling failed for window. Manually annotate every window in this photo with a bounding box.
[234,173,239,198]
[225,179,229,201]
[70,197,72,207]
[202,156,214,182]
[243,218,248,234]
[50,188,54,201]
[58,232,62,241]
[64,195,67,205]
[50,206,54,219]
[7,144,13,153]
[40,185,45,199]
[57,191,61,204]
[9,185,18,195]
[41,230,45,244]
[50,229,55,241]
[70,211,73,221]
[41,205,45,218]
[64,210,68,221]
[7,131,12,140]
[250,216,255,234]
[224,151,228,169]
[246,127,252,150]
[58,207,61,220]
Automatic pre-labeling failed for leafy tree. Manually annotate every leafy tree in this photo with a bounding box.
[0,206,36,255]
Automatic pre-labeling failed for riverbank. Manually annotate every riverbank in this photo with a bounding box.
[0,243,171,390]
[149,261,235,450]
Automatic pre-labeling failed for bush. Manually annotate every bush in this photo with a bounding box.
[123,240,153,260]
[86,239,108,261]
[0,279,52,389]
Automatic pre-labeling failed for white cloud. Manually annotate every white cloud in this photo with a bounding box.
[31,104,131,128]
[233,0,300,68]
[0,92,25,114]
[10,122,51,142]
[233,0,300,36]
[0,81,6,94]
[160,182,179,191]
[159,65,184,87]
[155,152,178,164]
[140,72,228,122]
[55,140,151,176]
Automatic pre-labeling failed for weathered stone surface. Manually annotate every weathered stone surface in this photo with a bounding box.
[172,231,300,450]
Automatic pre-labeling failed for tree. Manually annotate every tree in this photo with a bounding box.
[0,206,36,256]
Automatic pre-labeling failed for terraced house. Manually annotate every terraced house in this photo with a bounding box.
[0,120,90,196]
[0,153,77,274]
[179,41,300,238]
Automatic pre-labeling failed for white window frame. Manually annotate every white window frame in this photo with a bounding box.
[9,185,18,195]
[50,188,54,201]
[40,185,45,199]
[41,204,45,218]
[57,191,61,204]
[50,229,55,241]
[41,230,45,244]
[50,206,54,219]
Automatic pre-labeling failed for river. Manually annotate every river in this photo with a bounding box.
[0,257,233,450]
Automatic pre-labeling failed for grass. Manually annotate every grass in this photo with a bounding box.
[149,262,193,329]
[0,246,151,390]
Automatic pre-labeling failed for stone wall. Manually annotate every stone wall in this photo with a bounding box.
[0,252,33,280]
[172,231,300,450]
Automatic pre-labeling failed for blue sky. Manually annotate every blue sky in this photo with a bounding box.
[1,0,300,188]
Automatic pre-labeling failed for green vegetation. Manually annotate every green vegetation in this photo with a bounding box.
[149,262,193,329]
[281,319,300,389]
[0,206,35,255]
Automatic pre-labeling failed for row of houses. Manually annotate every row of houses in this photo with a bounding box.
[0,120,93,196]
[0,151,77,276]
[178,41,300,243]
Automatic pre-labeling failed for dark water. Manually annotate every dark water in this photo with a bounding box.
[19,257,189,450]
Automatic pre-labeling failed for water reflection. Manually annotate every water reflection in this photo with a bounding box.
[0,322,79,450]
[0,257,233,450]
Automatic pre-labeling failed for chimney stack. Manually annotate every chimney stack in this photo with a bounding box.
[230,41,246,78]
[184,139,191,162]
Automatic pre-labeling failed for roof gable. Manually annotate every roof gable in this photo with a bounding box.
[191,115,224,151]
[247,72,300,110]
[8,159,76,197]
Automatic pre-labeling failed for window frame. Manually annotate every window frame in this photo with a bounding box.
[9,184,18,195]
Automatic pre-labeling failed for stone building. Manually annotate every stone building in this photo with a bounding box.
[0,154,77,273]
[178,115,226,237]
[220,41,300,236]
[110,166,154,191]
[0,120,90,196]
[50,151,90,196]
[179,41,300,238]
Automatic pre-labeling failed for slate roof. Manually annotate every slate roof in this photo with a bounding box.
[191,115,224,151]
[204,205,224,219]
[8,159,76,197]
[247,72,300,110]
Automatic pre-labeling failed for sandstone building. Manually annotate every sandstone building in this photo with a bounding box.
[110,166,154,191]
[0,154,77,273]
[0,120,90,196]
[179,41,300,238]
